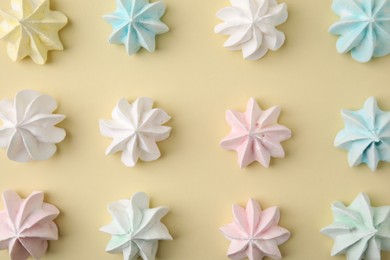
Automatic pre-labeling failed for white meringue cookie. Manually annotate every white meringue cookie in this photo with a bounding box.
[0,90,66,162]
[99,97,171,167]
[214,0,288,60]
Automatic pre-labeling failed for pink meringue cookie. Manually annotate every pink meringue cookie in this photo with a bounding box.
[0,190,59,260]
[220,199,290,260]
[220,98,291,168]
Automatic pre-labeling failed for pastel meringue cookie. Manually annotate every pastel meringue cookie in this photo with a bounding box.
[214,0,288,60]
[329,0,390,63]
[100,192,172,260]
[220,97,291,168]
[220,198,290,260]
[321,193,390,260]
[0,90,66,162]
[99,97,171,167]
[335,97,390,171]
[0,190,60,260]
[103,0,169,55]
[0,0,68,64]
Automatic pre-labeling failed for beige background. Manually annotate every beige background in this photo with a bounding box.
[1,0,390,259]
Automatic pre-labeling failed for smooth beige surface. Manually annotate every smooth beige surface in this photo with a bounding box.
[1,0,390,259]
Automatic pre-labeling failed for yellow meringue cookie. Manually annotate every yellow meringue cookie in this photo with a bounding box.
[0,0,68,64]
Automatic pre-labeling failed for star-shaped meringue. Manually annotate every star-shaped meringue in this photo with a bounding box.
[0,190,60,260]
[329,0,390,63]
[99,97,171,167]
[0,90,66,162]
[220,98,291,168]
[335,97,390,171]
[100,192,172,260]
[103,0,169,55]
[0,0,68,64]
[321,193,390,260]
[220,198,290,260]
[214,0,288,60]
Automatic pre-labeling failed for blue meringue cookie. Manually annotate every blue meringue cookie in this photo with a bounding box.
[103,0,169,55]
[329,0,390,63]
[335,97,390,171]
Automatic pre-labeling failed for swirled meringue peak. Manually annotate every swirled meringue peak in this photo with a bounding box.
[0,0,68,64]
[321,193,390,260]
[335,97,390,171]
[0,190,60,260]
[100,192,172,260]
[99,97,171,167]
[0,90,66,162]
[329,0,390,63]
[220,198,290,260]
[214,0,288,60]
[103,0,169,55]
[220,98,291,168]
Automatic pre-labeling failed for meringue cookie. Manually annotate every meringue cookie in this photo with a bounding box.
[220,97,291,168]
[0,0,68,64]
[99,97,171,167]
[0,90,66,162]
[103,0,169,55]
[335,97,390,171]
[214,0,288,60]
[220,198,290,260]
[0,190,60,260]
[329,0,390,63]
[321,193,390,260]
[100,192,172,260]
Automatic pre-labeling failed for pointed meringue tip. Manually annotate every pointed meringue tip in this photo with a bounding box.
[356,192,368,199]
[248,198,258,206]
[368,165,377,172]
[364,96,377,107]
[238,161,246,169]
[58,114,66,120]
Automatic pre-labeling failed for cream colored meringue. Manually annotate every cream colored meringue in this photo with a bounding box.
[99,97,171,167]
[214,0,288,60]
[0,90,66,162]
[0,190,60,260]
[0,0,68,64]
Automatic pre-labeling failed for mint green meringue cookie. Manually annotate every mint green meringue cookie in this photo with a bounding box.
[321,193,390,260]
